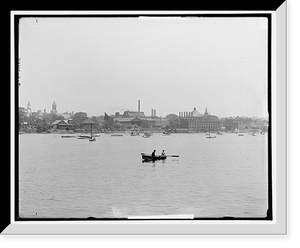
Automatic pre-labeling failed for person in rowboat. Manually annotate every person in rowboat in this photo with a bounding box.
[151,150,156,157]
[161,150,165,156]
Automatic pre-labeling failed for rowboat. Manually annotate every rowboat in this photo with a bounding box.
[77,135,91,139]
[141,153,167,161]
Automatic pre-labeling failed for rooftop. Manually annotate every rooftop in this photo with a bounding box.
[51,120,70,125]
[191,108,204,117]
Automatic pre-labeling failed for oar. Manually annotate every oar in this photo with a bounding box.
[167,154,179,157]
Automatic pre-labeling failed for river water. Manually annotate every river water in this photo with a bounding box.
[18,132,268,219]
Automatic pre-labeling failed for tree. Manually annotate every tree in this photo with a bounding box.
[19,107,27,129]
[166,114,179,120]
[104,113,114,129]
[168,118,180,129]
[73,112,88,128]
[165,114,180,129]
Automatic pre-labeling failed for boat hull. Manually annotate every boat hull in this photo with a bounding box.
[141,153,167,160]
[77,135,91,139]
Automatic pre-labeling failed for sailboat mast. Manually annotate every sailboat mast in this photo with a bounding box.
[90,123,92,138]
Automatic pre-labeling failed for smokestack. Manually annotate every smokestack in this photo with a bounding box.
[154,109,156,117]
[138,100,140,117]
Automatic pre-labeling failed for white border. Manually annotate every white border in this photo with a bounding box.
[5,6,287,235]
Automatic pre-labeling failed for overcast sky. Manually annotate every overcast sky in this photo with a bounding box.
[18,16,268,118]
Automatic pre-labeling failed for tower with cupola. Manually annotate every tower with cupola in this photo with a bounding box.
[204,107,209,116]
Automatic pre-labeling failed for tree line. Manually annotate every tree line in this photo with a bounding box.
[18,107,90,132]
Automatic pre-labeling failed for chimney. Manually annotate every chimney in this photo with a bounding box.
[138,100,140,117]
[151,109,153,117]
[154,109,156,117]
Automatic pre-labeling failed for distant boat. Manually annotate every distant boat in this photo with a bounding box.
[61,135,76,138]
[77,133,100,139]
[206,128,216,138]
[238,133,244,136]
[217,131,223,135]
[130,131,140,136]
[206,134,216,138]
[77,135,91,139]
[89,137,96,141]
[142,132,151,138]
[162,131,171,135]
[111,133,123,137]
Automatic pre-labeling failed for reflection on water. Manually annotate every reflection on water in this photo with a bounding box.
[19,133,268,218]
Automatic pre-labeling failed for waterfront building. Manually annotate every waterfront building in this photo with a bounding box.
[223,117,252,132]
[104,100,168,129]
[123,110,146,118]
[188,115,221,132]
[81,118,98,131]
[153,117,169,128]
[113,117,151,128]
[51,119,73,130]
[114,117,139,127]
[179,107,221,132]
